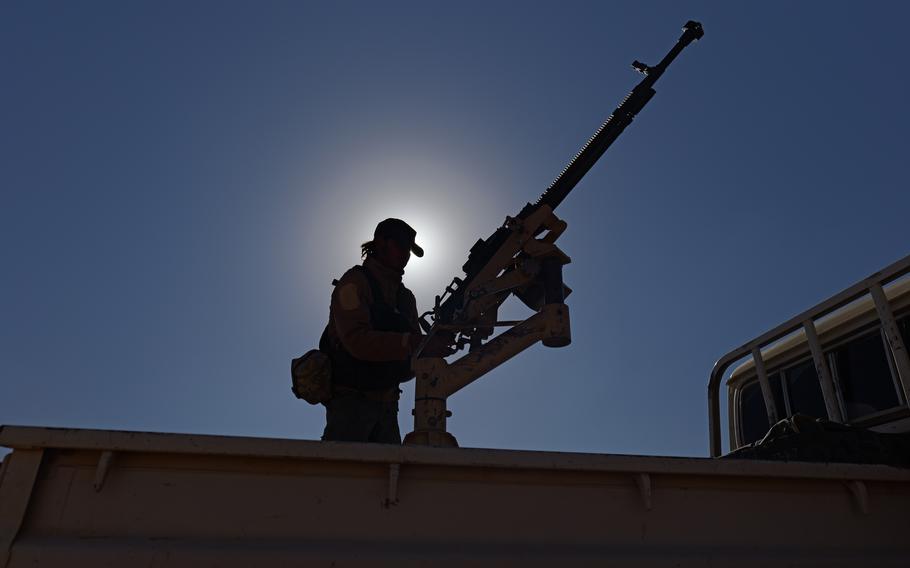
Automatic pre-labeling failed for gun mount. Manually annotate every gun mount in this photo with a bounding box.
[404,21,704,447]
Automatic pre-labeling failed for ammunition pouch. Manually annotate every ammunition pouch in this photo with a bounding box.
[291,349,332,405]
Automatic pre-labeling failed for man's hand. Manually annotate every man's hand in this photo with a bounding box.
[423,331,456,358]
[409,332,456,358]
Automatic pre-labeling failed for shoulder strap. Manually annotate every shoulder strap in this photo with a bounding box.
[351,265,390,309]
[396,286,411,312]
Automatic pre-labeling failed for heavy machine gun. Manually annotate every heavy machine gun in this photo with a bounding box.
[404,21,704,447]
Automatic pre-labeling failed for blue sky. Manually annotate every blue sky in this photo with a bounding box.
[2,1,908,457]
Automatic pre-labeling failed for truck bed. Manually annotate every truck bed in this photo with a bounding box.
[1,425,908,567]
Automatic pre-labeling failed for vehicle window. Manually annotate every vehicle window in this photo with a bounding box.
[785,360,827,419]
[740,374,784,444]
[832,331,899,420]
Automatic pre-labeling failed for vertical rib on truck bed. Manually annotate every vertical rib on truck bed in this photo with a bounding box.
[1,425,908,567]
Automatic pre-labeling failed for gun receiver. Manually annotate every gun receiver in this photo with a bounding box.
[405,21,703,447]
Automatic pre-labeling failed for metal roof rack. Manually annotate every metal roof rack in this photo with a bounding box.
[707,253,910,457]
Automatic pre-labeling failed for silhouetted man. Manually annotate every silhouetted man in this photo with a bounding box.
[320,218,450,444]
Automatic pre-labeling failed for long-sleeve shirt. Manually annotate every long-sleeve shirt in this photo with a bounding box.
[326,256,420,362]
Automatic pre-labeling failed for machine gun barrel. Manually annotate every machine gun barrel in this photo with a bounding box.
[531,20,703,215]
[433,21,703,327]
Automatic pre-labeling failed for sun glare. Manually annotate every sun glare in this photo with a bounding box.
[292,141,510,314]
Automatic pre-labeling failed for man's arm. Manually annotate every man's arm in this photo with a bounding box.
[401,286,455,358]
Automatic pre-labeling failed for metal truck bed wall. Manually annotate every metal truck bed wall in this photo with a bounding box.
[1,426,908,567]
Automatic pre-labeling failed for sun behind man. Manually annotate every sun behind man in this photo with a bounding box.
[319,218,452,444]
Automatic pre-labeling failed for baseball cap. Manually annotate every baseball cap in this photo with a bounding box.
[374,218,424,257]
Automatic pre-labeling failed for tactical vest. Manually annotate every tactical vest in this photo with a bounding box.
[320,265,413,391]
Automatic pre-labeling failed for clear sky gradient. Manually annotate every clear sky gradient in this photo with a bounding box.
[2,1,908,457]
